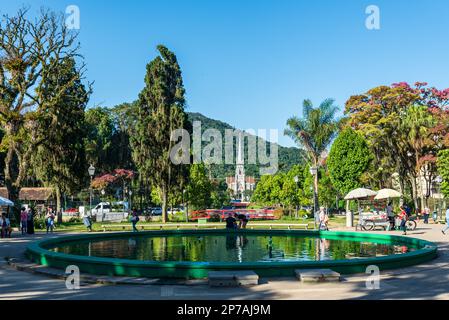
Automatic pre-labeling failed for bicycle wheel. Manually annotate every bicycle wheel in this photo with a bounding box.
[406,220,417,231]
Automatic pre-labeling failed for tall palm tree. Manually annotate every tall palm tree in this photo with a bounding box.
[400,105,436,211]
[285,99,339,213]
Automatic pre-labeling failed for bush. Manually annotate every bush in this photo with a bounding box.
[68,217,81,223]
[272,208,284,219]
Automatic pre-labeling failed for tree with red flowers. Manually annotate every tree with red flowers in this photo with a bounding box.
[345,82,449,211]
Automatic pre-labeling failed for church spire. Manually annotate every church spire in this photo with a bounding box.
[237,131,244,165]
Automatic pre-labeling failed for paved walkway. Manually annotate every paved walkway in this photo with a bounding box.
[1,223,449,300]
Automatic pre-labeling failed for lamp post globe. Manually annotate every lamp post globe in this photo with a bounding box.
[88,165,95,177]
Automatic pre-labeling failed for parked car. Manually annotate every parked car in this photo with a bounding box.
[90,202,112,216]
[150,207,162,215]
[62,208,79,216]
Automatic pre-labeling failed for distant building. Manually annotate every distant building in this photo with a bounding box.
[226,132,256,201]
[0,187,55,210]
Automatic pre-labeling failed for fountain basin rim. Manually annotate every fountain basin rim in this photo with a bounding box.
[25,229,438,277]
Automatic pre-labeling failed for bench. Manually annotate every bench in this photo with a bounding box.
[100,222,311,232]
[208,270,259,287]
[295,269,341,282]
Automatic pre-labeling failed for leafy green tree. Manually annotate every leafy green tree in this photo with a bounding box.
[33,57,90,213]
[437,149,449,198]
[0,8,83,204]
[317,167,338,209]
[110,102,137,170]
[210,180,231,208]
[285,99,339,211]
[345,83,448,210]
[187,164,212,210]
[130,45,190,222]
[84,107,115,173]
[400,105,436,209]
[327,128,373,196]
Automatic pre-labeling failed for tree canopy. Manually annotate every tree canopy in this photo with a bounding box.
[327,128,373,195]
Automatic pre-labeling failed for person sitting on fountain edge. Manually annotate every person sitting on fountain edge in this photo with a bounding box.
[225,213,237,230]
[236,212,249,229]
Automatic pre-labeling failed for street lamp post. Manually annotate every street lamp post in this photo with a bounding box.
[183,189,188,223]
[293,176,299,219]
[88,165,95,217]
[129,190,133,214]
[309,166,318,229]
[435,176,443,220]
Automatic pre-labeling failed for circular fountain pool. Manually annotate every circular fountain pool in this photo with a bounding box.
[26,229,437,278]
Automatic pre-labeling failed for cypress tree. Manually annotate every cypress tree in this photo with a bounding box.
[131,45,190,223]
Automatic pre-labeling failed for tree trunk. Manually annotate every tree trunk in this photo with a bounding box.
[161,185,168,223]
[314,167,319,212]
[409,176,419,214]
[56,187,63,224]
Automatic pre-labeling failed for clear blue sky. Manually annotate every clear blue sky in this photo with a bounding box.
[2,0,449,147]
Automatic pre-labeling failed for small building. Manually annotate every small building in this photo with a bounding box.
[0,187,55,212]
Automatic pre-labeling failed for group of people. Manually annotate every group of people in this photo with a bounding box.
[385,202,449,236]
[225,212,249,230]
[19,207,35,235]
[385,202,409,235]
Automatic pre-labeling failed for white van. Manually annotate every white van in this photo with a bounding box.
[90,202,112,217]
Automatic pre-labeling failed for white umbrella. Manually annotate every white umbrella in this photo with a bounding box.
[374,188,402,200]
[344,188,378,200]
[0,196,14,206]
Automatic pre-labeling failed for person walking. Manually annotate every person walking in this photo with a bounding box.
[441,206,449,235]
[318,207,329,231]
[26,208,34,235]
[83,215,92,232]
[386,202,395,230]
[20,208,28,235]
[46,210,55,234]
[399,206,408,235]
[423,206,430,224]
[131,209,139,232]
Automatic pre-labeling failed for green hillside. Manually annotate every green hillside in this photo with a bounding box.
[187,112,304,180]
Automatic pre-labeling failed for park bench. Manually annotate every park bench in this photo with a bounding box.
[208,270,259,287]
[100,222,311,232]
[295,269,341,282]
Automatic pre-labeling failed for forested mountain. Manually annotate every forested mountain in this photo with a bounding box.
[187,112,305,179]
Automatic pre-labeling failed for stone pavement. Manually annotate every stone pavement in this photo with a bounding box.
[1,223,449,300]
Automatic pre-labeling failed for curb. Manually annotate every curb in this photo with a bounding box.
[5,257,208,286]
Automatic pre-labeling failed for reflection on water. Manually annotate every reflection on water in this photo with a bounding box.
[49,234,417,263]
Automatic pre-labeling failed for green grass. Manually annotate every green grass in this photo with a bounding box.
[31,215,348,233]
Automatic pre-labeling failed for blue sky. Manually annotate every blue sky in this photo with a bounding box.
[2,0,449,147]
